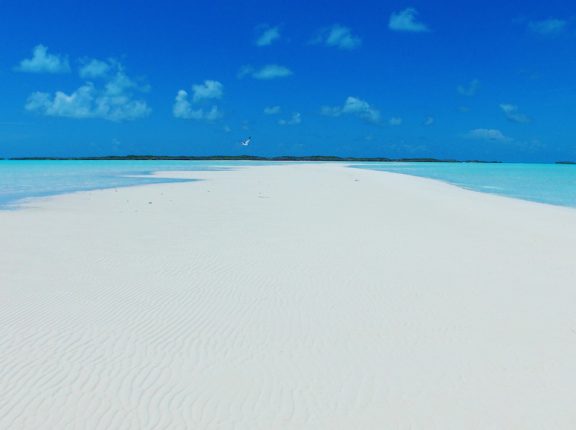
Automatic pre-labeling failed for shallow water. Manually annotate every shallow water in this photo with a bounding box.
[2,160,576,210]
[354,162,576,208]
[0,160,270,209]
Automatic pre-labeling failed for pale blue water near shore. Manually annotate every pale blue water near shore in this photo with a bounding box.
[0,160,269,209]
[354,162,576,208]
[2,161,576,210]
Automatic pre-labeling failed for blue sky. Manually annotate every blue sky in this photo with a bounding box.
[1,0,575,161]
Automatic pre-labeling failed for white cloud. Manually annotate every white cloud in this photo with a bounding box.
[26,86,95,119]
[500,104,530,124]
[529,19,567,36]
[264,105,281,115]
[312,25,361,50]
[25,63,150,121]
[389,8,429,33]
[202,106,223,121]
[256,25,281,46]
[424,116,435,126]
[458,79,479,96]
[191,80,223,102]
[16,44,70,73]
[322,96,380,123]
[79,58,112,79]
[238,64,293,80]
[389,117,403,126]
[466,128,511,142]
[173,89,222,121]
[173,90,194,118]
[278,112,301,125]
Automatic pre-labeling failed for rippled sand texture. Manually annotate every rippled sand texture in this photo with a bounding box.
[2,164,576,429]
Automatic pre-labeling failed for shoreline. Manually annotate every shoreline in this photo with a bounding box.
[6,156,502,162]
[2,163,576,428]
[4,161,576,212]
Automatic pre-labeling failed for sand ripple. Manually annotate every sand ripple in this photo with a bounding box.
[2,164,576,429]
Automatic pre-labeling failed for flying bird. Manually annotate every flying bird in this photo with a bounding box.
[240,137,251,146]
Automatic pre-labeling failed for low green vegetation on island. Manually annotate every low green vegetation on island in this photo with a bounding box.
[8,155,503,163]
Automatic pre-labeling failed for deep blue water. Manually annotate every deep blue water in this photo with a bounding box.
[354,162,576,208]
[0,160,269,209]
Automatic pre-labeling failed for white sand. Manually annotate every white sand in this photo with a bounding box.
[1,163,576,429]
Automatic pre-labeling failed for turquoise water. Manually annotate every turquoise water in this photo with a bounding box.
[0,160,267,209]
[354,162,576,208]
[2,160,576,210]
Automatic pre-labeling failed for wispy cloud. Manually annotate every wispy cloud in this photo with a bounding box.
[16,44,70,74]
[264,105,281,115]
[238,64,293,80]
[389,117,403,126]
[389,8,429,33]
[424,116,435,126]
[278,112,301,125]
[173,90,222,121]
[466,128,511,142]
[173,80,224,121]
[458,79,479,96]
[312,25,361,50]
[79,58,112,79]
[529,18,567,36]
[321,96,380,123]
[255,25,281,46]
[25,59,150,121]
[191,80,223,102]
[500,104,531,124]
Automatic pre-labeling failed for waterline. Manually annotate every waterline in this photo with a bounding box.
[354,162,576,208]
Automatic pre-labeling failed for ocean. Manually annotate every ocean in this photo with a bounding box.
[1,160,576,209]
[0,160,267,209]
[354,162,576,208]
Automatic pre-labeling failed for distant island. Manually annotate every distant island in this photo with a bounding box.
[7,155,502,163]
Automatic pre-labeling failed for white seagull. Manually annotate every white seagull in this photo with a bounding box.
[240,137,251,146]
